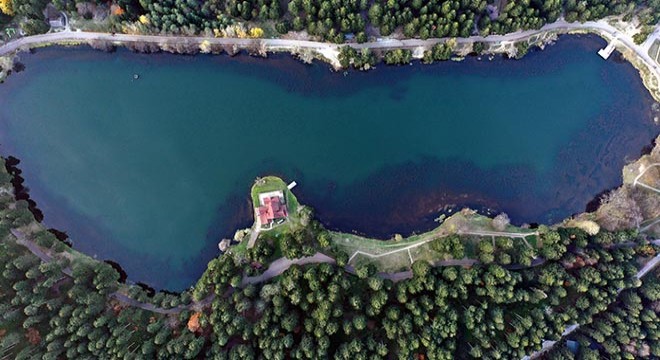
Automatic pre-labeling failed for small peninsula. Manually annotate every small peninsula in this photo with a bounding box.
[0,0,659,358]
[0,142,658,358]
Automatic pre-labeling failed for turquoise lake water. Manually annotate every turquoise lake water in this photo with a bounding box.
[0,35,657,289]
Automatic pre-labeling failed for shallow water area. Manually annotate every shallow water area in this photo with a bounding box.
[0,35,657,289]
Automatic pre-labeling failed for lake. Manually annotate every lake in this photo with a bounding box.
[0,35,657,290]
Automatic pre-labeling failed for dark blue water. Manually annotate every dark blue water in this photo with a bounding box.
[0,35,657,290]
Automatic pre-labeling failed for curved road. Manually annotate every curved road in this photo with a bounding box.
[1,19,659,82]
[10,224,660,354]
[10,228,211,315]
[527,239,660,359]
[242,252,336,285]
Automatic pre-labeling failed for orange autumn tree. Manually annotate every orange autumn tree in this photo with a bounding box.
[111,5,125,16]
[187,312,201,333]
[0,0,13,16]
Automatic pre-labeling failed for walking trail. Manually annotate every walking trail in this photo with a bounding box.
[1,19,659,82]
[9,225,660,357]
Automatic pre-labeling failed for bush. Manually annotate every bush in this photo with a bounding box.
[22,19,49,35]
[473,42,486,54]
[383,49,412,65]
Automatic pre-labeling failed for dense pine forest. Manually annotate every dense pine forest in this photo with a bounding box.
[1,0,660,40]
[0,156,658,359]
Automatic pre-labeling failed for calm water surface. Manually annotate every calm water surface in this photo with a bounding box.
[0,35,657,289]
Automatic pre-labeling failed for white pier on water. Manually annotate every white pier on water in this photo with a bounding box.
[598,40,616,60]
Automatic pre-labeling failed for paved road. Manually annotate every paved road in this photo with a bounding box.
[0,20,629,56]
[637,247,660,278]
[7,226,547,314]
[11,223,660,320]
[1,19,659,78]
[640,218,660,233]
[527,248,660,359]
[242,252,336,285]
[109,292,184,315]
[11,228,72,276]
[10,228,209,314]
[246,224,260,248]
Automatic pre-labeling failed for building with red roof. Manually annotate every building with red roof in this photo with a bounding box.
[257,193,288,227]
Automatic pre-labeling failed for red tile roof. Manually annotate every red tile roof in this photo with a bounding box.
[258,196,288,224]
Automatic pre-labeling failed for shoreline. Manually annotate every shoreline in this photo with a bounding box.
[0,15,659,358]
[1,19,660,101]
[0,33,656,288]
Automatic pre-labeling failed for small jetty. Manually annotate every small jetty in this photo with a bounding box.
[598,41,616,60]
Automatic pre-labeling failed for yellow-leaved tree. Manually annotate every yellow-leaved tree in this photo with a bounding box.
[199,40,211,53]
[0,0,13,16]
[249,27,264,38]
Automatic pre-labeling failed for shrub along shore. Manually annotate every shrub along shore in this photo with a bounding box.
[3,18,660,103]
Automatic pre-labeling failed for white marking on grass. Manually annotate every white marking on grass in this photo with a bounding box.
[346,229,538,264]
[633,163,660,194]
[640,217,660,233]
[347,237,435,263]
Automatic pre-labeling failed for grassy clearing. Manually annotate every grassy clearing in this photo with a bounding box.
[331,230,443,264]
[251,176,287,205]
[648,39,660,63]
[350,251,412,273]
[250,176,300,214]
[462,235,483,258]
[409,242,446,263]
[330,230,441,250]
[525,235,540,248]
[331,210,542,272]
[231,239,249,256]
[247,180,541,272]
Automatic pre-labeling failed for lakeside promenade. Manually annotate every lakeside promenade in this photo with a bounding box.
[1,19,659,89]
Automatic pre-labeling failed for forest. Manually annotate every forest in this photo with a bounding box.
[0,156,658,359]
[1,0,660,40]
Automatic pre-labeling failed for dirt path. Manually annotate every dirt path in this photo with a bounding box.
[347,228,538,265]
[242,252,336,285]
[459,229,539,238]
[12,223,659,323]
[246,216,260,249]
[10,228,211,315]
[633,163,660,194]
[640,217,660,232]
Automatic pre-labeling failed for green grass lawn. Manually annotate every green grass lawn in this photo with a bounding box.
[330,211,544,272]
[231,239,249,257]
[648,39,660,64]
[249,180,544,273]
[251,176,287,205]
[350,251,412,273]
[250,176,300,214]
[247,176,307,255]
[409,242,447,263]
[525,235,539,248]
